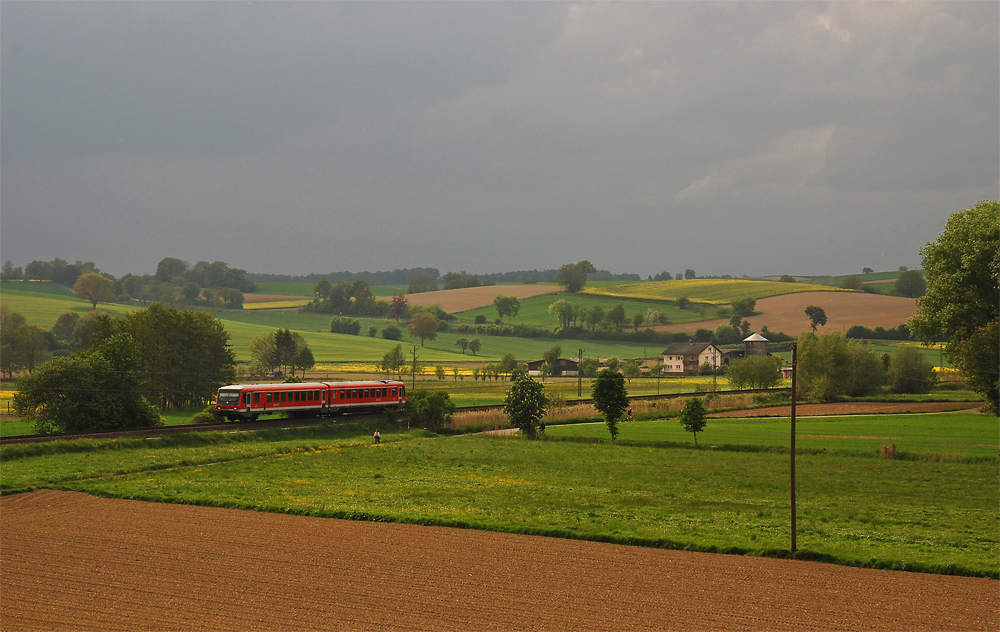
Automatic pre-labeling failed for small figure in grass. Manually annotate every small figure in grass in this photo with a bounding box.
[627,407,633,421]
[678,398,707,446]
[373,429,381,444]
[538,420,546,437]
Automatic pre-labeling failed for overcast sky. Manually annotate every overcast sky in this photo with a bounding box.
[2,1,997,279]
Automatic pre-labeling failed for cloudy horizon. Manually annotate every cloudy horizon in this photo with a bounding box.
[2,1,997,279]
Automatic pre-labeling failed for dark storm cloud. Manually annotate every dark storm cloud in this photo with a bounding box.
[1,2,997,278]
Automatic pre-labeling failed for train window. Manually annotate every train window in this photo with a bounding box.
[280,392,286,403]
[266,392,272,403]
[254,393,260,404]
[392,388,397,397]
[363,389,369,398]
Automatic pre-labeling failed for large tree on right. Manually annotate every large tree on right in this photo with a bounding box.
[909,201,999,414]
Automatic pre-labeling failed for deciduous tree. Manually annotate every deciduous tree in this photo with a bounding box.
[493,295,520,323]
[407,311,439,346]
[805,305,827,332]
[893,270,926,298]
[910,201,999,412]
[504,373,548,438]
[468,338,482,356]
[73,272,116,310]
[555,263,588,293]
[13,333,160,433]
[542,345,562,376]
[117,303,236,409]
[408,273,438,294]
[678,398,707,446]
[606,303,626,330]
[548,299,574,329]
[407,390,456,431]
[888,346,936,394]
[388,294,408,322]
[591,368,628,441]
[725,355,782,390]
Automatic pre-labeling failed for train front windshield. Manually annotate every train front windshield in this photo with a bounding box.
[217,389,242,405]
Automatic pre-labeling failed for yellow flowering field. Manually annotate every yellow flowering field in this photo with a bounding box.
[582,279,849,305]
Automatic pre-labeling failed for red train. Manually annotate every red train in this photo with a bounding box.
[214,380,406,421]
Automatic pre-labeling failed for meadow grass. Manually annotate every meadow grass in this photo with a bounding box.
[584,279,850,304]
[1,416,994,577]
[547,413,999,459]
[0,283,137,329]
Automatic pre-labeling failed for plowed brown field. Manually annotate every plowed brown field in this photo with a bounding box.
[2,491,996,631]
[656,291,917,336]
[405,285,559,313]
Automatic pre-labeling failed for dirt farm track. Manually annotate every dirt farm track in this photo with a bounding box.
[2,491,996,631]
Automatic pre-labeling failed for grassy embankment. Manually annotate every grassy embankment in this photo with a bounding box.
[1,411,995,578]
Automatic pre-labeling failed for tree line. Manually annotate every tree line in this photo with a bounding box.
[10,303,236,432]
[2,256,256,310]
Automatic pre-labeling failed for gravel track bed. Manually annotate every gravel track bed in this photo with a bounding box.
[2,491,996,631]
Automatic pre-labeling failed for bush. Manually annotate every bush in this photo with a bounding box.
[888,346,937,394]
[381,325,402,340]
[797,332,885,401]
[726,355,782,390]
[191,404,224,424]
[330,317,361,335]
[406,390,456,432]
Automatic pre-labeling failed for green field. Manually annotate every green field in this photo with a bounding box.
[1,281,668,364]
[549,412,998,458]
[1,411,995,577]
[584,279,850,305]
[456,293,725,327]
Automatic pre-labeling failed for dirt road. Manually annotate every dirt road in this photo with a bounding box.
[2,490,996,631]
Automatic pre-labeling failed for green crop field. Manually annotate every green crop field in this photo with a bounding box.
[584,279,850,305]
[1,411,995,577]
[0,282,137,329]
[455,293,725,327]
[548,412,998,459]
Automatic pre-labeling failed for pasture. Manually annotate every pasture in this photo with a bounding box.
[1,411,995,577]
[584,278,850,304]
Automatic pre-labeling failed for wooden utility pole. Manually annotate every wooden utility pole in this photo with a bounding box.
[578,348,584,397]
[790,341,798,553]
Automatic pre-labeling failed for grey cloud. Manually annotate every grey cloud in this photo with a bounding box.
[1,1,996,278]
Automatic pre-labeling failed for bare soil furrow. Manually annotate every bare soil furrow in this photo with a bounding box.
[2,491,996,631]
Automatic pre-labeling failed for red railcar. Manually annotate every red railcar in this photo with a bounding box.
[215,380,406,421]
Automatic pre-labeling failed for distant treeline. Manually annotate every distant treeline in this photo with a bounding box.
[247,268,441,286]
[247,267,641,286]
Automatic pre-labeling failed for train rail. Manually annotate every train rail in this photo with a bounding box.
[1,388,790,445]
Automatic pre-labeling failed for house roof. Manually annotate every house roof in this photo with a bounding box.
[744,333,769,342]
[661,342,715,356]
[526,358,580,369]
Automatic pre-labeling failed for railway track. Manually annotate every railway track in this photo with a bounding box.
[1,388,790,445]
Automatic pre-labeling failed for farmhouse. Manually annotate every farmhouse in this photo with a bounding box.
[662,334,771,375]
[661,343,723,375]
[526,358,580,377]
